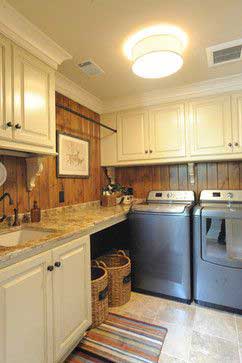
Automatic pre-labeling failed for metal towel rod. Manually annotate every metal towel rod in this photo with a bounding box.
[56,104,117,133]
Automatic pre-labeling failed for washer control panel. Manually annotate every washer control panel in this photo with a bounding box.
[200,190,242,202]
[147,190,195,203]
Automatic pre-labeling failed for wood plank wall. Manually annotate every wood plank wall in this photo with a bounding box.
[115,162,242,199]
[0,92,100,215]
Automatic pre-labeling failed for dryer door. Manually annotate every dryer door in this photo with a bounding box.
[201,211,242,268]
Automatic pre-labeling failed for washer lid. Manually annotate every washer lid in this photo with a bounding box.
[130,203,188,214]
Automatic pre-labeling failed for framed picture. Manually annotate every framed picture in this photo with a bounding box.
[57,132,90,178]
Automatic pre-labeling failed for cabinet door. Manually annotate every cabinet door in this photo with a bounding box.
[117,110,149,161]
[52,236,91,362]
[149,103,186,159]
[0,34,12,141]
[0,251,53,363]
[188,95,232,156]
[232,93,242,153]
[13,45,55,149]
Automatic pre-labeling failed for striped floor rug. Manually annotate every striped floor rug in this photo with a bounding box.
[66,313,167,363]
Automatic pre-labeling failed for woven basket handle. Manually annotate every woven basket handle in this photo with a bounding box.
[98,260,107,268]
[91,260,100,267]
[117,250,126,257]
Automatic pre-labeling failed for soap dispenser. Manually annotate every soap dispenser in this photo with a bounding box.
[31,200,41,222]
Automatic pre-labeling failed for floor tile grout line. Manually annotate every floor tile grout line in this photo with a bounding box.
[235,315,241,363]
[192,327,239,345]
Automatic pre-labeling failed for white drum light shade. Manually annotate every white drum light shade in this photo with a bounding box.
[124,25,188,79]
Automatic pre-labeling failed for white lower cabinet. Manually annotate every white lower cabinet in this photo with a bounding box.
[0,235,91,363]
[0,251,53,363]
[52,237,91,362]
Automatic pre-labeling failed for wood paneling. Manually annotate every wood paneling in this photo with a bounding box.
[0,92,100,216]
[115,161,242,199]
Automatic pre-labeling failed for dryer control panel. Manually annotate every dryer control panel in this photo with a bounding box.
[200,190,242,203]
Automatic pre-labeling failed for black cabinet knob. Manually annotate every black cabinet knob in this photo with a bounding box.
[6,122,13,127]
[15,123,22,129]
[54,261,61,268]
[47,265,54,272]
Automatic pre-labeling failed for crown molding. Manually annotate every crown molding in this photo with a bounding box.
[55,72,103,114]
[103,73,242,113]
[0,1,72,69]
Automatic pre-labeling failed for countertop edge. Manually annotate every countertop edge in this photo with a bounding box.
[0,210,128,269]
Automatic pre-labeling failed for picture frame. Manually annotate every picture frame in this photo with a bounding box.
[56,132,90,178]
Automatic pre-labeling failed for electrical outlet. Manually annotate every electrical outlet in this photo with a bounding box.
[59,190,65,203]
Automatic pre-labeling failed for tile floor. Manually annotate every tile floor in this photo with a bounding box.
[109,292,242,363]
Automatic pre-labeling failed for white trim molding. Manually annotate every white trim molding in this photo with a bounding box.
[103,73,242,113]
[0,0,72,69]
[55,72,103,114]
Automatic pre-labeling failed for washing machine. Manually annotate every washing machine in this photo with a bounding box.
[129,190,195,303]
[193,190,242,314]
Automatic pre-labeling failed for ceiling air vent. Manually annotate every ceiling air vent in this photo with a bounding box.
[78,60,104,76]
[206,39,242,67]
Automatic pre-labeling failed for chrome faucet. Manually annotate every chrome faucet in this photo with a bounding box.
[0,192,14,222]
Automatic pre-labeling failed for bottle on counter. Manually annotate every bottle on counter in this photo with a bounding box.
[31,200,41,222]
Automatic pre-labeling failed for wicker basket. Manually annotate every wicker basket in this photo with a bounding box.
[98,250,131,307]
[91,261,109,327]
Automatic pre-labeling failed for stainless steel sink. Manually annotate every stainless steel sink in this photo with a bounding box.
[0,228,52,247]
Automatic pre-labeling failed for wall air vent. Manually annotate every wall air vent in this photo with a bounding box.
[206,39,242,67]
[78,60,104,76]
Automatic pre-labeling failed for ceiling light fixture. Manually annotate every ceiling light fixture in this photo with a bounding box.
[123,24,188,79]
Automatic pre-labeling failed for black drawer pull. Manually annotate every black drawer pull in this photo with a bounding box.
[47,265,54,272]
[54,261,61,268]
[99,286,108,301]
[123,273,131,284]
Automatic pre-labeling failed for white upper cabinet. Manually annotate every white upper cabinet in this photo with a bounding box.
[149,103,186,159]
[188,95,232,156]
[13,45,55,149]
[101,92,242,166]
[0,31,56,155]
[232,93,242,154]
[0,34,12,141]
[0,251,53,363]
[117,110,149,161]
[52,236,91,362]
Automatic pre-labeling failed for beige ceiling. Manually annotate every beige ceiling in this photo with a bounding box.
[8,0,242,101]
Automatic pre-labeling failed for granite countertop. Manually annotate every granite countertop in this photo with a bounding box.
[0,201,131,267]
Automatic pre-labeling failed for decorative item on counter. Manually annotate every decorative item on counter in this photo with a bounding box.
[101,193,117,207]
[122,187,134,205]
[101,183,134,206]
[122,195,134,205]
[31,201,41,222]
[101,183,120,207]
